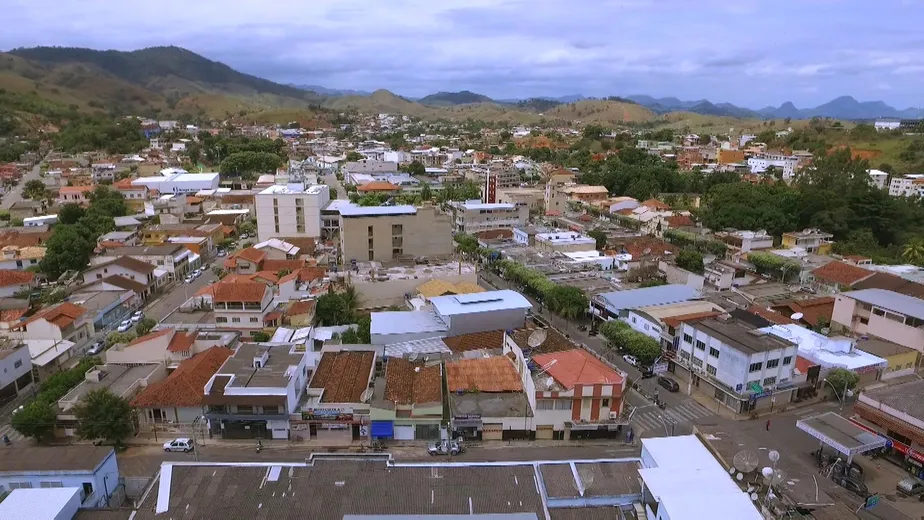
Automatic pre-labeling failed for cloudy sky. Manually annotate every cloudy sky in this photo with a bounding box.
[3,0,923,108]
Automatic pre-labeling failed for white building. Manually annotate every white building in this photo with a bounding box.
[428,290,532,336]
[888,174,924,197]
[131,168,220,194]
[761,323,887,375]
[747,153,800,180]
[0,446,121,510]
[254,183,330,242]
[447,200,529,234]
[875,120,901,131]
[867,169,889,190]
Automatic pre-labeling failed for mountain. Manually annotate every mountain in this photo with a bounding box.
[291,84,371,97]
[418,91,494,106]
[1,46,324,116]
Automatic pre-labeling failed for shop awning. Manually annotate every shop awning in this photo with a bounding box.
[370,421,393,439]
[797,412,886,460]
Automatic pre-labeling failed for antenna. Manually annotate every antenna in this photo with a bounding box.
[790,312,804,321]
[733,450,759,474]
[527,329,548,348]
[360,388,373,403]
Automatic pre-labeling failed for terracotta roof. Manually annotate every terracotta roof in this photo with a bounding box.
[15,302,87,330]
[309,351,375,403]
[641,198,671,210]
[130,347,233,408]
[0,230,51,247]
[95,255,157,274]
[212,281,268,303]
[441,330,505,353]
[233,247,267,265]
[446,356,522,393]
[771,297,835,327]
[745,306,795,325]
[127,328,172,346]
[844,255,871,262]
[509,327,575,354]
[383,358,442,405]
[98,275,148,294]
[532,348,624,389]
[794,356,818,375]
[279,266,326,285]
[811,261,874,287]
[356,181,400,192]
[275,237,317,255]
[661,311,723,329]
[612,236,678,260]
[167,331,197,352]
[253,271,280,284]
[665,215,694,228]
[263,311,283,322]
[286,300,316,316]
[0,307,27,323]
[59,185,95,194]
[852,272,924,299]
[473,229,514,240]
[0,270,34,287]
[262,259,305,272]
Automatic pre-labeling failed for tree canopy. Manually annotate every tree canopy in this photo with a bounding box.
[72,388,135,447]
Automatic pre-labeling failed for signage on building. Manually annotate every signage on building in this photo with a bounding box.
[302,408,354,421]
[570,422,602,431]
[652,362,669,375]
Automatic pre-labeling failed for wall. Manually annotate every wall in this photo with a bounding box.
[0,345,31,393]
[625,311,661,342]
[254,188,329,242]
[879,350,917,380]
[340,206,453,264]
[354,272,476,309]
[0,450,120,508]
[658,261,705,290]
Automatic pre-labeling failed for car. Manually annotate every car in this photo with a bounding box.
[86,341,104,356]
[639,368,655,379]
[217,249,227,258]
[427,439,465,456]
[623,354,638,367]
[117,320,132,332]
[837,477,869,497]
[163,438,194,453]
[130,313,143,323]
[197,267,206,274]
[657,376,680,392]
[897,477,924,496]
[240,233,249,239]
[132,310,144,320]
[184,276,194,284]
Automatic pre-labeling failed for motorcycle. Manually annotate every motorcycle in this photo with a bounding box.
[256,440,263,453]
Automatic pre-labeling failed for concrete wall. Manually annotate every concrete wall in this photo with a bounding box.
[354,272,477,309]
[658,261,705,290]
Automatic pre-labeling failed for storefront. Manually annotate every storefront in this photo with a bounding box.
[566,421,624,440]
[301,408,367,442]
[853,403,924,480]
[452,414,483,440]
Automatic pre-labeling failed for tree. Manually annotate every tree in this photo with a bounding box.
[219,151,284,177]
[453,233,480,255]
[587,229,608,250]
[39,225,93,279]
[420,182,432,201]
[57,203,85,225]
[902,239,924,266]
[238,220,256,236]
[22,179,48,200]
[72,388,134,447]
[11,401,57,443]
[135,317,156,336]
[105,331,136,347]
[345,151,363,162]
[600,320,630,347]
[825,368,860,395]
[405,161,426,177]
[251,331,270,342]
[341,284,361,315]
[675,249,704,274]
[340,315,372,344]
[315,292,352,326]
[546,285,587,324]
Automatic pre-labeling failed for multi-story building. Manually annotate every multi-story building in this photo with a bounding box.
[103,244,193,282]
[204,342,309,439]
[854,379,924,475]
[867,169,889,190]
[0,340,32,401]
[254,184,330,242]
[888,174,924,197]
[676,316,797,413]
[9,302,94,379]
[131,169,219,194]
[781,228,834,254]
[831,288,924,359]
[747,152,800,180]
[56,185,95,205]
[714,230,774,254]
[534,232,596,253]
[447,201,528,235]
[212,281,274,331]
[339,204,452,263]
[562,185,609,203]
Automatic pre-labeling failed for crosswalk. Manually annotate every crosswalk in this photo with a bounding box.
[0,421,26,442]
[632,401,715,435]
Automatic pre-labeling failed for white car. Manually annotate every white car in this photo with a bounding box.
[192,270,201,278]
[130,313,143,323]
[240,233,249,239]
[623,354,639,367]
[163,438,194,453]
[117,320,132,332]
[184,276,194,284]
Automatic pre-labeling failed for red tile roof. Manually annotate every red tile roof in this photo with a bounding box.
[745,306,795,325]
[641,198,671,210]
[612,236,678,260]
[771,297,835,327]
[665,215,694,228]
[794,356,818,375]
[130,347,233,408]
[532,348,624,389]
[233,247,267,265]
[309,351,375,403]
[441,330,505,353]
[262,259,305,272]
[474,229,514,240]
[0,270,34,287]
[286,300,316,316]
[811,261,874,287]
[384,358,442,405]
[661,311,724,329]
[167,331,197,353]
[446,357,522,393]
[128,328,173,346]
[212,281,268,303]
[356,181,400,192]
[15,302,87,330]
[59,185,95,194]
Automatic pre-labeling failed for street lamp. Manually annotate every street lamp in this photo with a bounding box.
[822,378,853,410]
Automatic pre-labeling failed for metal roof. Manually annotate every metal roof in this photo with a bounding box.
[430,290,532,316]
[796,412,886,457]
[842,288,924,321]
[370,310,448,335]
[596,285,701,314]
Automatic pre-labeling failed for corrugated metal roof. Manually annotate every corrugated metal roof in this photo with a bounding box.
[430,290,531,316]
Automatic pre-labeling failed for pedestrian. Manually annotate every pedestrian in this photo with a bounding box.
[766,419,771,431]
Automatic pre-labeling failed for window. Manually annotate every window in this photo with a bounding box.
[782,356,792,365]
[767,358,779,369]
[644,324,649,331]
[392,224,403,235]
[692,357,703,368]
[40,481,64,488]
[215,317,228,323]
[763,376,777,386]
[249,317,259,323]
[368,225,374,236]
[631,317,636,324]
[680,351,691,361]
[746,380,759,390]
[83,482,94,498]
[695,340,705,351]
[262,405,279,414]
[536,400,554,410]
[393,248,403,256]
[232,317,241,323]
[859,317,869,325]
[749,362,763,372]
[602,398,610,407]
[683,333,693,344]
[237,405,253,414]
[8,482,32,489]
[708,347,720,358]
[872,308,885,316]
[14,360,22,369]
[554,399,571,410]
[706,365,717,376]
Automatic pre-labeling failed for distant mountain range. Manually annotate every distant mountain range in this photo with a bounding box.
[290,84,372,97]
[626,95,924,121]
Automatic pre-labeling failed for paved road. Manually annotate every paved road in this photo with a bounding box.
[2,162,42,210]
[321,172,348,200]
[145,269,218,323]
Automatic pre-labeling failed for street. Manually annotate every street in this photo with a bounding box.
[321,172,348,200]
[144,269,218,322]
[2,161,42,210]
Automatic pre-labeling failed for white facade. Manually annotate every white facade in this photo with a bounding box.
[888,174,924,197]
[131,169,220,194]
[255,183,330,242]
[0,344,32,396]
[747,153,800,180]
[867,169,889,190]
[0,448,120,509]
[447,201,529,234]
[875,120,901,131]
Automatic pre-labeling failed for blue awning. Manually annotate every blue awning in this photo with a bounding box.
[370,421,393,439]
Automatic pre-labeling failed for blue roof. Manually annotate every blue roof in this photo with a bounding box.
[597,285,702,314]
[429,290,532,316]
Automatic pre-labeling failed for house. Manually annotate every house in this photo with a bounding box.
[81,256,157,297]
[10,302,93,376]
[428,290,531,337]
[369,357,442,441]
[591,284,702,321]
[213,281,274,331]
[714,230,774,254]
[131,346,233,427]
[534,232,596,253]
[782,228,834,255]
[853,338,918,380]
[204,343,309,440]
[113,178,149,210]
[446,356,531,440]
[0,339,33,402]
[302,349,377,442]
[0,446,120,509]
[854,380,924,464]
[103,244,192,282]
[561,185,609,202]
[356,180,401,194]
[104,328,235,368]
[0,245,45,271]
[56,185,95,205]
[0,270,35,298]
[831,288,924,357]
[8,200,43,221]
[769,297,835,329]
[809,261,874,293]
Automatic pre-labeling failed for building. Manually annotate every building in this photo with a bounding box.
[623,300,725,348]
[10,303,93,371]
[212,281,274,331]
[714,230,774,254]
[204,343,309,439]
[131,169,220,194]
[0,269,34,298]
[254,184,330,242]
[0,340,32,403]
[81,256,157,298]
[338,204,452,264]
[854,338,918,380]
[369,357,442,441]
[370,310,449,345]
[104,244,193,282]
[781,228,834,255]
[447,201,529,234]
[591,285,702,321]
[562,185,609,202]
[809,260,874,293]
[356,181,401,194]
[676,316,797,413]
[105,327,236,367]
[717,148,745,164]
[534,232,596,253]
[303,349,376,442]
[854,379,924,477]
[495,187,544,211]
[56,185,94,205]
[867,169,889,190]
[429,290,531,337]
[446,356,531,440]
[831,288,924,357]
[747,152,800,180]
[639,435,762,520]
[0,245,45,271]
[131,346,233,427]
[0,446,120,509]
[889,174,924,197]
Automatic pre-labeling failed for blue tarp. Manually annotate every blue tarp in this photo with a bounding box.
[370,421,394,439]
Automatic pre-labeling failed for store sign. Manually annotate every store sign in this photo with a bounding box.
[570,423,601,431]
[652,362,669,375]
[302,408,354,421]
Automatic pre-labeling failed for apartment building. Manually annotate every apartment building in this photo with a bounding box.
[561,185,609,203]
[203,343,309,439]
[831,288,924,358]
[867,169,889,190]
[447,201,529,235]
[339,204,452,263]
[781,228,834,254]
[747,153,800,180]
[888,174,924,197]
[212,281,274,331]
[534,232,596,253]
[714,230,774,253]
[254,184,330,242]
[676,316,797,413]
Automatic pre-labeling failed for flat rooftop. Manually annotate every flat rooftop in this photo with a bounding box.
[259,183,328,195]
[60,364,161,409]
[430,290,532,316]
[0,446,113,474]
[347,260,472,282]
[450,391,532,418]
[219,343,304,388]
[689,317,794,354]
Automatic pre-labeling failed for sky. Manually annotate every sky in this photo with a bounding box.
[3,0,924,108]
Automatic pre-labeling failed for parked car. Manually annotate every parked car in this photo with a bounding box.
[217,250,227,258]
[897,477,924,497]
[427,439,465,456]
[639,368,655,379]
[623,354,638,367]
[837,477,869,497]
[86,342,104,356]
[117,320,132,332]
[240,233,249,239]
[130,312,143,323]
[184,276,194,284]
[192,270,201,279]
[657,376,680,392]
[163,438,194,453]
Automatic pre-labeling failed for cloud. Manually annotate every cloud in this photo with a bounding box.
[1,0,923,107]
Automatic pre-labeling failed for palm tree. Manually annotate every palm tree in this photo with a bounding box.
[903,239,924,266]
[341,284,361,315]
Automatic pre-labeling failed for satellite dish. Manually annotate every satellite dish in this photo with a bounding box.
[360,388,373,403]
[407,352,419,362]
[790,312,804,321]
[545,376,554,389]
[527,329,548,348]
[733,450,760,473]
[414,367,421,373]
[768,450,780,464]
[736,473,744,481]
[750,493,759,501]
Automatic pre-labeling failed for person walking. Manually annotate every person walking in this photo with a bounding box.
[766,419,771,431]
